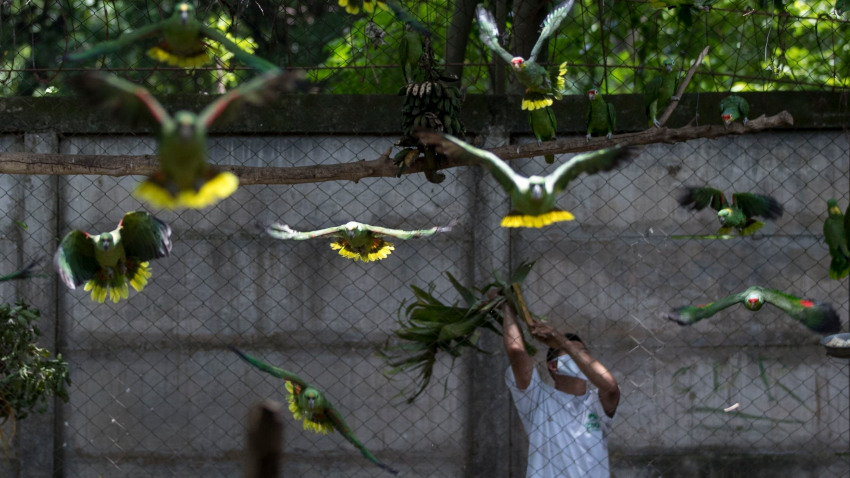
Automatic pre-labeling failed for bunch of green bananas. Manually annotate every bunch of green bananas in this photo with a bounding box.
[394,72,465,183]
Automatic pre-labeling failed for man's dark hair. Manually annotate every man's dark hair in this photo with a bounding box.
[546,333,583,362]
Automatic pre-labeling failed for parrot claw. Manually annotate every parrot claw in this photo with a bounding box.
[743,117,749,125]
[671,95,680,101]
[605,132,613,140]
[652,119,661,128]
[585,133,591,142]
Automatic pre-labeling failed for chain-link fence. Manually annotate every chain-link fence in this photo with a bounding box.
[1,1,849,477]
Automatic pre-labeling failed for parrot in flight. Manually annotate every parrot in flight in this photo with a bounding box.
[64,2,278,71]
[475,1,574,111]
[586,88,616,140]
[823,198,849,279]
[69,70,299,209]
[719,94,749,126]
[229,347,399,475]
[54,212,172,304]
[662,286,841,335]
[644,59,679,127]
[416,131,641,228]
[266,221,452,262]
[677,186,783,236]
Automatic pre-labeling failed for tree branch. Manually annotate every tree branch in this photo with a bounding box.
[657,46,710,128]
[0,111,793,185]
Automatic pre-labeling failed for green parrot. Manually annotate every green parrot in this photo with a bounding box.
[229,347,399,475]
[834,0,848,16]
[475,1,574,111]
[266,221,452,262]
[64,2,278,71]
[339,0,386,14]
[719,94,749,126]
[823,199,849,279]
[678,186,783,236]
[69,70,298,210]
[586,88,616,141]
[416,131,640,228]
[0,259,41,282]
[644,59,679,127]
[54,211,172,304]
[528,106,558,164]
[663,286,841,335]
[399,23,424,83]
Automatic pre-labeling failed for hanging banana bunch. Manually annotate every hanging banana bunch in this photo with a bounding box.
[395,35,465,184]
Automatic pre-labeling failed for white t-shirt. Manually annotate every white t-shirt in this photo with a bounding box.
[505,366,613,478]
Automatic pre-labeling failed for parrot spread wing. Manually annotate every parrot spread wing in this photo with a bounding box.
[415,131,524,194]
[229,346,311,391]
[662,290,747,325]
[731,192,783,220]
[199,70,301,128]
[54,230,99,289]
[547,146,641,194]
[199,25,280,73]
[64,23,164,63]
[119,212,173,261]
[475,4,517,65]
[528,0,575,62]
[678,187,728,212]
[758,288,841,334]
[68,72,170,129]
[361,223,453,239]
[325,406,399,475]
[266,223,351,240]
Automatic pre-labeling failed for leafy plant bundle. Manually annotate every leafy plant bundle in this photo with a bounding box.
[0,301,70,422]
[381,262,537,403]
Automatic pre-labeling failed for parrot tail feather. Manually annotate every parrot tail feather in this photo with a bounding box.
[330,239,395,262]
[522,92,554,111]
[128,261,152,292]
[146,46,210,68]
[501,210,575,228]
[84,279,108,303]
[134,172,239,209]
[555,62,568,93]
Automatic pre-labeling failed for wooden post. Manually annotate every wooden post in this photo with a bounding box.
[244,400,284,478]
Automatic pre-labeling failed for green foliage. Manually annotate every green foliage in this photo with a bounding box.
[380,262,537,403]
[0,301,70,420]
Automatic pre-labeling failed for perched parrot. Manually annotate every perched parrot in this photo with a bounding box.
[528,106,558,164]
[834,0,848,16]
[0,259,41,282]
[475,1,574,111]
[644,59,679,127]
[823,198,849,279]
[399,23,424,83]
[719,94,749,126]
[586,88,616,140]
[65,2,278,71]
[54,212,172,304]
[266,221,452,262]
[662,286,841,335]
[69,70,298,209]
[678,186,783,236]
[229,347,399,475]
[416,131,641,228]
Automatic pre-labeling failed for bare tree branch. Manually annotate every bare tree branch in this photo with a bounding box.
[0,111,793,185]
[657,46,710,128]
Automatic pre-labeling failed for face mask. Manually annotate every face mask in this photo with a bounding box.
[553,355,587,381]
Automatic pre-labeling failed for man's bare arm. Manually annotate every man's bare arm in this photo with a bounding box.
[501,302,534,390]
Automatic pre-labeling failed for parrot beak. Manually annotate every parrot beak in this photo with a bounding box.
[530,184,544,201]
[307,397,315,409]
[666,64,673,72]
[721,115,732,126]
[746,297,761,310]
[587,90,596,100]
[510,58,523,71]
[179,4,190,24]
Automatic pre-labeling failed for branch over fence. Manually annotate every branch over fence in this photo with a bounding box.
[0,111,793,185]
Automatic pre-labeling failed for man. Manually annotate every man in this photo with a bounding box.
[500,299,620,477]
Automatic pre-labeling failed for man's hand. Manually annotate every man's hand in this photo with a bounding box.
[529,322,564,349]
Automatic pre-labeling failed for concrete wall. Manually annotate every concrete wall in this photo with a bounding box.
[0,119,847,476]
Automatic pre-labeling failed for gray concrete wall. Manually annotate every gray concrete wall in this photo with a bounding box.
[0,126,847,478]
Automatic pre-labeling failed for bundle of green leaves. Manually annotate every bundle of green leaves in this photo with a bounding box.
[0,301,70,421]
[381,262,537,403]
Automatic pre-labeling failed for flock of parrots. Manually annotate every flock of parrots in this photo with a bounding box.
[6,0,841,474]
